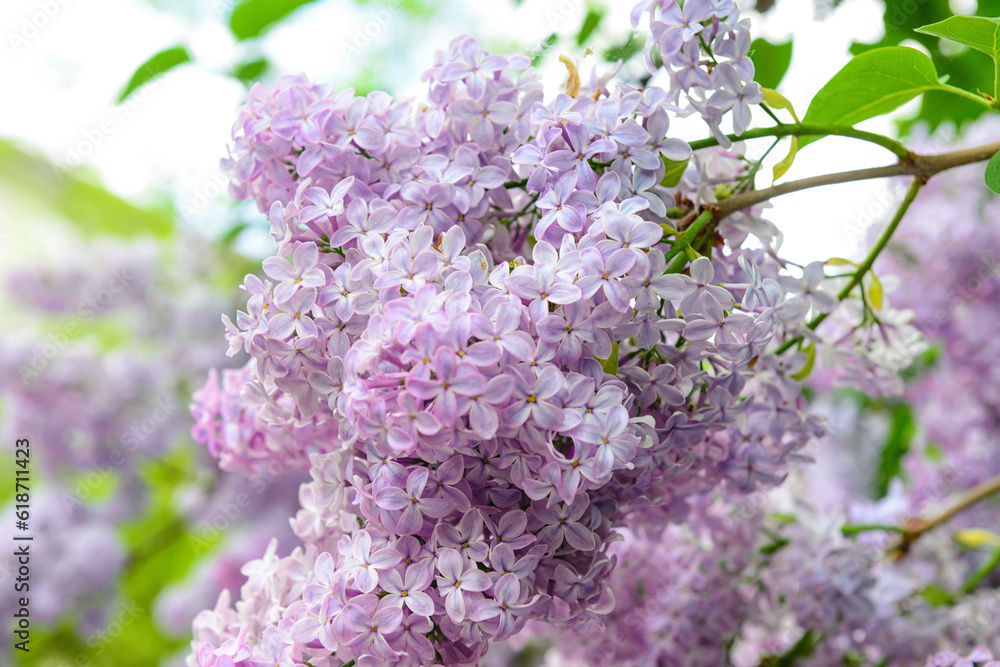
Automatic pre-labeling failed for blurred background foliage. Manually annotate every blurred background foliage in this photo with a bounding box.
[0,0,998,665]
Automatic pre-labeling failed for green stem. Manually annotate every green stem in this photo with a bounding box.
[665,252,689,274]
[737,137,782,192]
[688,123,911,159]
[773,178,923,355]
[940,83,997,110]
[841,523,906,537]
[662,210,713,265]
[498,193,539,225]
[814,177,924,328]
[759,103,784,125]
[961,544,1000,594]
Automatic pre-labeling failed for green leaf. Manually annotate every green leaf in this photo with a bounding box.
[229,0,320,41]
[762,88,800,121]
[772,136,798,182]
[924,441,945,464]
[874,403,916,498]
[576,6,605,47]
[660,155,689,187]
[800,47,947,150]
[231,57,269,84]
[750,37,793,90]
[919,584,956,606]
[761,88,800,181]
[759,537,790,555]
[917,15,1000,56]
[603,32,642,63]
[118,46,191,103]
[986,149,1000,193]
[916,15,1000,97]
[826,257,858,267]
[868,272,884,311]
[771,630,822,667]
[597,341,619,375]
[850,0,1000,133]
[0,140,174,238]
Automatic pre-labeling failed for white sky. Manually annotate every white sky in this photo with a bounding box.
[0,0,955,263]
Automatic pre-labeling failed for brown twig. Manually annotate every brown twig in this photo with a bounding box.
[895,471,1000,555]
[715,139,1000,221]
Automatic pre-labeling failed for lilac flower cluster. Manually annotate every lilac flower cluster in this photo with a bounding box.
[0,232,307,638]
[726,123,1000,666]
[541,498,760,667]
[185,7,847,662]
[632,0,763,141]
[0,488,126,632]
[926,647,999,667]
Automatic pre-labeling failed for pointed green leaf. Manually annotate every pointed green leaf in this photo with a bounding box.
[771,630,821,666]
[118,46,191,103]
[576,6,605,47]
[801,47,947,149]
[772,136,799,182]
[229,0,321,41]
[919,584,955,607]
[986,150,1000,193]
[762,88,799,121]
[750,37,793,90]
[759,537,790,555]
[762,88,801,178]
[869,272,884,311]
[0,140,174,238]
[874,403,916,498]
[660,155,689,187]
[917,16,1000,98]
[917,16,1000,57]
[231,57,269,84]
[603,32,642,63]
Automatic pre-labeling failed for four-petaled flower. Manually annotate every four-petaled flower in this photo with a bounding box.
[435,548,492,622]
